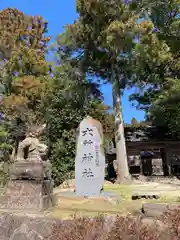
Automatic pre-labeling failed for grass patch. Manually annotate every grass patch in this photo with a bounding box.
[53,184,139,219]
[104,184,132,200]
[53,183,180,219]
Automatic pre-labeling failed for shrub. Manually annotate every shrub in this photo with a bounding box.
[49,215,163,240]
[49,207,180,240]
[162,206,180,239]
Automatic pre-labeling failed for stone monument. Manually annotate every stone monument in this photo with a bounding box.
[75,116,106,196]
[0,124,55,211]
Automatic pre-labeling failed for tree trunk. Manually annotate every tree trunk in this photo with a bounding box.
[112,78,130,184]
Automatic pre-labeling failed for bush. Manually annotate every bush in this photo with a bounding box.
[162,206,180,239]
[49,207,180,240]
[49,214,162,240]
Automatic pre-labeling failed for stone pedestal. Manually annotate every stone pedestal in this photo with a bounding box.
[0,180,55,211]
[0,161,55,211]
[9,161,52,180]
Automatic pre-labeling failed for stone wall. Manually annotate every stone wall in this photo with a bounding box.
[0,213,57,239]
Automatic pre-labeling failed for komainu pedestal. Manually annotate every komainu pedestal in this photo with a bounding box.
[0,179,54,211]
[0,124,55,212]
[9,161,52,181]
[0,161,55,211]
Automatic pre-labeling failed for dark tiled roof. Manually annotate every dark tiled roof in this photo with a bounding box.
[124,125,171,142]
[106,125,175,154]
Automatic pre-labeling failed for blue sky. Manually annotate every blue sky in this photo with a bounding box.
[0,0,145,123]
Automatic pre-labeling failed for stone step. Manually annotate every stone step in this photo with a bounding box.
[142,202,180,217]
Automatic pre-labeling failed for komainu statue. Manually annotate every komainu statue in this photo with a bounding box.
[10,124,52,180]
[1,124,55,211]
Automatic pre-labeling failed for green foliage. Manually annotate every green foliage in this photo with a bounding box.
[0,118,12,185]
[129,0,180,136]
[0,125,11,156]
[0,116,12,159]
[0,8,51,126]
[131,117,138,127]
[150,78,180,138]
[57,1,169,87]
[0,8,50,61]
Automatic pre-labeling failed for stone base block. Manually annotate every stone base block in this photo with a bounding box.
[57,190,120,205]
[0,180,55,211]
[142,202,180,217]
[0,213,58,239]
[9,161,50,180]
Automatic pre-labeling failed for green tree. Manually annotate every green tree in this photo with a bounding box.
[150,78,180,138]
[131,117,138,127]
[0,8,52,137]
[0,8,50,67]
[129,0,180,135]
[56,0,167,183]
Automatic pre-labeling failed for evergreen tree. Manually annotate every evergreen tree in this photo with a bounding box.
[56,0,168,183]
[131,117,138,126]
[0,8,52,131]
[129,0,180,136]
